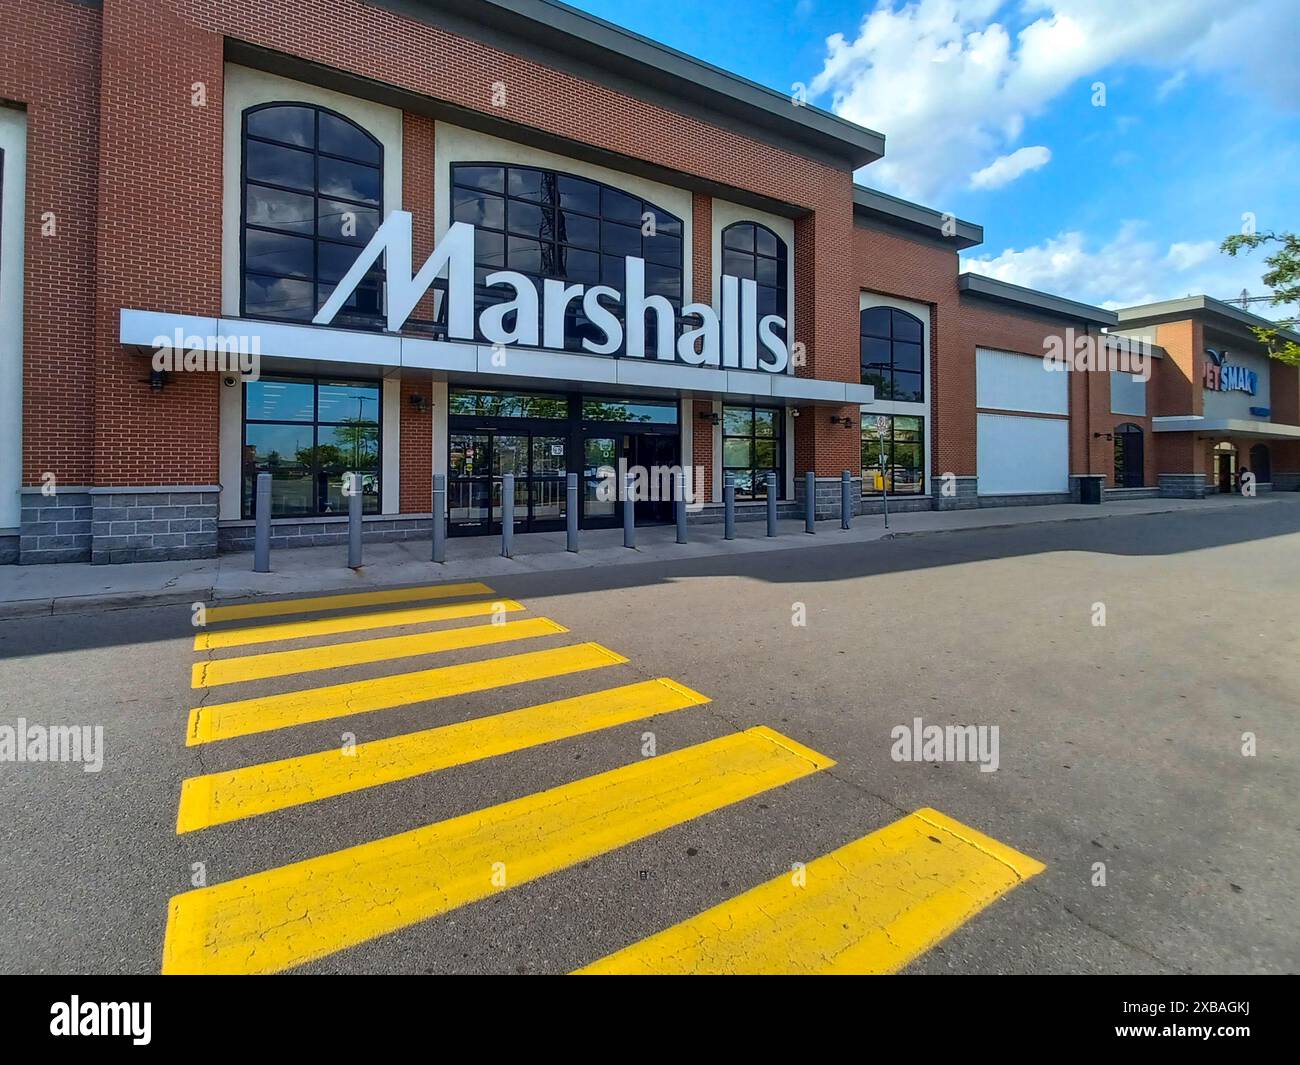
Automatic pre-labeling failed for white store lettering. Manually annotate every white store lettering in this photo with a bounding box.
[314,211,790,373]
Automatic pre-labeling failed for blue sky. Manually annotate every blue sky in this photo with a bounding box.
[566,0,1300,317]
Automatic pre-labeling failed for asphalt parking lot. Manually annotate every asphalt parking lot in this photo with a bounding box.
[0,498,1296,974]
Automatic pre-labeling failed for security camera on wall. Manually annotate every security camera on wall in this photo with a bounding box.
[222,375,238,388]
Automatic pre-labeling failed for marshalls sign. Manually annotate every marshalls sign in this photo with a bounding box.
[315,211,791,373]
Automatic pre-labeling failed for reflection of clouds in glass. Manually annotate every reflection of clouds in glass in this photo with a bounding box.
[246,275,313,316]
[319,158,380,204]
[247,186,314,232]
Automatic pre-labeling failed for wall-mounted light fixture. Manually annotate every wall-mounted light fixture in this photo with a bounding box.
[830,414,855,430]
[409,393,429,413]
[1092,431,1113,441]
[143,369,168,392]
[698,411,720,426]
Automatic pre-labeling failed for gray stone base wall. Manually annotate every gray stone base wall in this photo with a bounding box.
[979,492,1074,508]
[857,496,933,516]
[0,532,18,566]
[1158,473,1208,499]
[1272,472,1300,492]
[19,489,93,564]
[1103,486,1160,500]
[688,502,803,525]
[90,487,219,565]
[931,475,979,511]
[793,476,862,520]
[220,514,433,552]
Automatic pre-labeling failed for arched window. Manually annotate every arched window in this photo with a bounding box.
[242,103,384,323]
[449,164,683,352]
[860,306,924,402]
[1113,422,1144,488]
[721,222,788,347]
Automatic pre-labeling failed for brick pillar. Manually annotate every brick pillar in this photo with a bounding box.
[91,0,223,492]
[792,182,860,478]
[691,400,714,502]
[404,111,436,322]
[400,372,434,513]
[691,191,710,305]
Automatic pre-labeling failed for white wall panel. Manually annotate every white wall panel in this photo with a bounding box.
[976,347,1067,415]
[0,108,27,529]
[1110,370,1147,417]
[977,413,1069,495]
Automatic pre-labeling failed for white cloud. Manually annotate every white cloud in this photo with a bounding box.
[1156,70,1187,100]
[1165,240,1217,271]
[969,145,1051,189]
[810,0,1300,201]
[961,224,1288,315]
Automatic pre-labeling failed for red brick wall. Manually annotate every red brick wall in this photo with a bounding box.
[1069,349,1155,487]
[399,372,433,513]
[1150,320,1202,474]
[9,0,865,492]
[1,1,102,487]
[690,192,710,305]
[854,225,957,477]
[91,0,224,485]
[403,111,436,323]
[691,400,714,501]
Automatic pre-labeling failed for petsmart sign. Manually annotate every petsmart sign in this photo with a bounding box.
[314,211,790,373]
[1203,348,1258,396]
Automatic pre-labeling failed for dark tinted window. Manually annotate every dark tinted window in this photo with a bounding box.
[720,222,788,349]
[861,414,924,495]
[450,164,684,353]
[723,403,784,500]
[243,375,381,517]
[860,306,925,402]
[242,104,384,324]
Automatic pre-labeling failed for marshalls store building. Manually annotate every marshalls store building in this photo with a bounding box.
[3,0,1299,564]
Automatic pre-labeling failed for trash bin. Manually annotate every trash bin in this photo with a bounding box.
[1078,475,1103,505]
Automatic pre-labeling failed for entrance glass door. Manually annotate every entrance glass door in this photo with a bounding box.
[448,432,491,533]
[449,430,568,535]
[629,432,679,525]
[1214,443,1237,493]
[582,436,618,528]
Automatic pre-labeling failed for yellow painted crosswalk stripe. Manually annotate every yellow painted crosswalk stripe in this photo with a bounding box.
[186,642,628,745]
[190,616,566,688]
[194,598,525,650]
[161,726,832,974]
[202,582,495,623]
[575,807,1045,975]
[176,678,710,833]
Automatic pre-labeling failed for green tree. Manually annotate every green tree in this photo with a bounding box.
[1220,230,1300,365]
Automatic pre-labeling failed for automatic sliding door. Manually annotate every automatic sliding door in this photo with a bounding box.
[531,435,568,529]
[491,434,529,533]
[449,432,491,535]
[583,436,618,527]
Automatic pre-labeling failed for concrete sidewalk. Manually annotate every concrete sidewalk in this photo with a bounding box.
[0,492,1288,617]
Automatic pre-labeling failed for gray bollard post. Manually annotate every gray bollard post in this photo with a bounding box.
[881,468,890,530]
[841,469,853,530]
[253,472,272,572]
[566,472,579,553]
[804,470,816,534]
[623,470,636,548]
[723,473,736,540]
[501,473,514,558]
[431,473,446,563]
[766,471,778,537]
[675,468,688,544]
[347,472,362,569]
